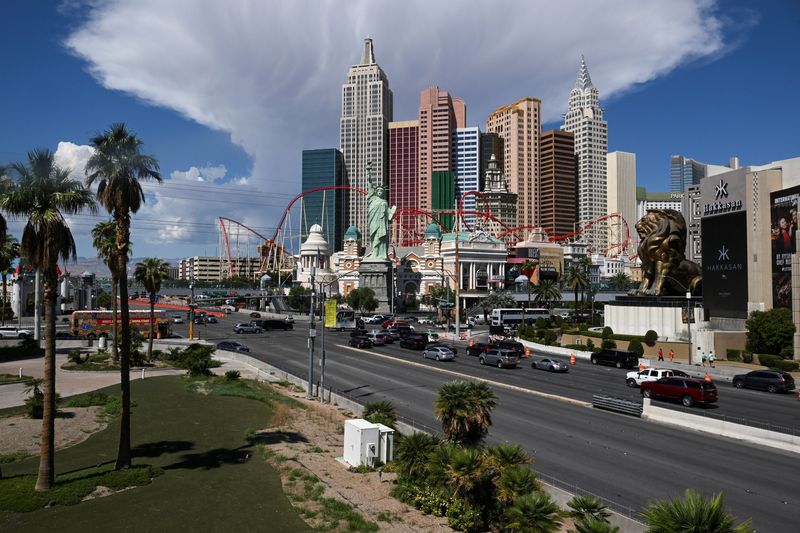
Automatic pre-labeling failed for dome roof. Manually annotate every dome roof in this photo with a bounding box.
[424,223,442,239]
[344,224,361,241]
[300,224,329,255]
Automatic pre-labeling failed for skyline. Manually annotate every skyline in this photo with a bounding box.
[1,0,798,260]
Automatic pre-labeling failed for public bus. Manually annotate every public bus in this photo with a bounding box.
[489,308,551,329]
[71,310,172,340]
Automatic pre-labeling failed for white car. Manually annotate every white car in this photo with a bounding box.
[0,327,32,339]
[171,315,184,324]
[365,331,386,346]
[422,346,455,361]
[626,368,674,388]
[221,305,236,314]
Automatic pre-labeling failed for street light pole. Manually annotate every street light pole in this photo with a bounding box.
[685,291,693,366]
[307,265,316,400]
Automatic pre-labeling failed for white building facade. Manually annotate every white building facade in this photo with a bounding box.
[454,127,481,229]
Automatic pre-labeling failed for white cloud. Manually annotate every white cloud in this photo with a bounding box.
[54,141,94,179]
[170,165,228,183]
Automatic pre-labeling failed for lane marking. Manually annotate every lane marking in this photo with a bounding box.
[336,344,591,408]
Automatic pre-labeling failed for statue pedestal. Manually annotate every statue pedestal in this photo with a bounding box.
[358,261,392,314]
[604,295,703,340]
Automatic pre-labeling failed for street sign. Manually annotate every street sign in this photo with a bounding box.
[309,328,317,338]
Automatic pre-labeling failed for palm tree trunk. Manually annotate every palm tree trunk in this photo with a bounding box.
[147,294,154,361]
[115,214,132,470]
[35,267,57,491]
[1,273,6,327]
[111,274,119,362]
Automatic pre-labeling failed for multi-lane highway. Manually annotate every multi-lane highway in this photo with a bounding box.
[173,315,799,532]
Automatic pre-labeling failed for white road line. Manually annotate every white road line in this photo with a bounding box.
[336,344,591,408]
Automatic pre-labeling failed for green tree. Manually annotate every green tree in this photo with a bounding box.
[571,517,620,533]
[567,495,612,523]
[346,287,378,315]
[288,285,311,312]
[92,220,128,362]
[86,123,161,470]
[421,284,450,310]
[496,466,539,503]
[478,291,516,322]
[745,308,795,356]
[394,432,439,481]
[641,489,752,533]
[608,272,631,291]
[434,380,497,446]
[563,265,589,319]
[2,149,95,490]
[362,399,397,429]
[627,338,644,357]
[444,446,490,507]
[503,491,563,533]
[134,258,170,361]
[96,291,113,309]
[486,443,531,475]
[532,279,561,308]
[0,233,19,326]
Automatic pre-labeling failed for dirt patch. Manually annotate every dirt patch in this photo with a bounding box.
[0,407,107,455]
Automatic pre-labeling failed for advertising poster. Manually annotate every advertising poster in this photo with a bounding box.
[701,212,748,318]
[770,185,800,308]
[324,299,338,328]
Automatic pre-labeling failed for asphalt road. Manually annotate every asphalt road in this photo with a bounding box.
[173,317,798,532]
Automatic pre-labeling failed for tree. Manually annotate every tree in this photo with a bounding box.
[434,380,497,446]
[134,258,170,360]
[0,233,19,326]
[86,123,161,471]
[444,446,490,506]
[641,489,752,533]
[362,399,397,428]
[346,287,378,315]
[92,220,127,361]
[2,149,95,490]
[521,260,537,307]
[478,291,516,322]
[421,284,450,310]
[496,466,538,503]
[532,279,561,309]
[96,291,113,309]
[571,517,620,533]
[608,272,631,291]
[563,265,589,318]
[503,491,563,533]
[745,308,795,356]
[288,285,311,312]
[627,338,644,357]
[394,431,439,482]
[567,495,612,523]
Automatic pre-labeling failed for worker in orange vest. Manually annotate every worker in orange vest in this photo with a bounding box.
[668,349,674,362]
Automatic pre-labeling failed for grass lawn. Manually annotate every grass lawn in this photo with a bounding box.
[0,376,311,532]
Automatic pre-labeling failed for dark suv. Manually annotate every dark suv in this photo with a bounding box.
[641,377,718,407]
[733,371,796,393]
[590,349,638,369]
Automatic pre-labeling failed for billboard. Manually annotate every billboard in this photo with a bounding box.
[701,212,748,319]
[770,185,800,308]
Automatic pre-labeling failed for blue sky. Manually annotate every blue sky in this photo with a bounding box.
[1,0,798,259]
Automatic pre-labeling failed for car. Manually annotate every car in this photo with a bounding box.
[531,357,569,372]
[590,349,639,369]
[348,336,373,349]
[387,325,414,338]
[417,318,435,326]
[423,346,455,361]
[377,329,396,342]
[283,315,294,324]
[732,371,796,393]
[216,341,250,352]
[350,328,369,338]
[221,305,235,314]
[401,316,419,323]
[193,317,205,325]
[495,340,525,358]
[670,369,690,378]
[425,342,458,356]
[249,312,262,319]
[171,315,184,324]
[467,341,493,357]
[233,323,262,334]
[626,368,674,387]
[260,319,293,331]
[399,334,427,350]
[382,320,410,329]
[365,331,387,346]
[480,348,519,368]
[206,315,218,324]
[640,377,718,407]
[0,327,33,339]
[55,331,75,339]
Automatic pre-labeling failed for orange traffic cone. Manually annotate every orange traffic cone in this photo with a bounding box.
[639,363,645,372]
[704,372,712,383]
[524,347,531,358]
[570,354,576,365]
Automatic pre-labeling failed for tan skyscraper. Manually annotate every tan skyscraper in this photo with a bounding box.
[486,97,541,230]
[607,151,637,255]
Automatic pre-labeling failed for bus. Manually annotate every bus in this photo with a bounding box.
[71,310,173,340]
[490,308,551,329]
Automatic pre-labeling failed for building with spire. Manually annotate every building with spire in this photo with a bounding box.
[340,38,393,247]
[477,154,517,241]
[561,56,608,251]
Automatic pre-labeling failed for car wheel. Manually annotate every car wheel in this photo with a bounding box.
[681,395,694,407]
[615,361,623,369]
[642,389,652,399]
[436,354,441,361]
[18,333,27,339]
[626,378,637,388]
[479,357,485,365]
[497,360,503,369]
[768,384,778,393]
[549,366,555,372]
[590,357,598,365]
[531,362,537,369]
[733,379,744,389]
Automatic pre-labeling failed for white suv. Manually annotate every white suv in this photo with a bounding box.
[626,368,674,388]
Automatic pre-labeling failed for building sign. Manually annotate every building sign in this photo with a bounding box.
[770,185,800,308]
[701,176,744,217]
[701,212,747,319]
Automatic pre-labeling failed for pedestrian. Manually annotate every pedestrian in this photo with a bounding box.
[658,348,664,361]
[668,349,674,362]
[701,351,707,367]
[709,351,715,368]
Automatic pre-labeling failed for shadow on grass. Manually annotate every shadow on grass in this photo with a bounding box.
[133,440,194,458]
[249,431,308,445]
[164,446,253,471]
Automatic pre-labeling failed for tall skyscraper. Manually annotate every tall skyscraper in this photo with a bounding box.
[302,149,345,252]
[388,120,419,244]
[431,171,456,231]
[486,97,541,230]
[606,151,637,255]
[454,127,481,229]
[539,130,577,239]
[670,155,706,193]
[562,55,608,251]
[478,154,517,239]
[418,86,465,225]
[480,132,504,182]
[340,38,393,248]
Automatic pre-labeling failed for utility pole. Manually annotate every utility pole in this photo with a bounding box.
[319,281,326,403]
[307,265,316,400]
[454,198,461,340]
[188,270,195,340]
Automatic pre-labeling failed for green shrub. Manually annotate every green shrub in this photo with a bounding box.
[363,400,397,429]
[447,498,484,532]
[757,354,779,367]
[562,343,588,351]
[534,317,548,329]
[772,359,799,372]
[24,394,43,419]
[627,339,644,357]
[543,330,557,345]
[224,370,241,381]
[746,308,795,356]
[779,346,794,359]
[726,349,742,361]
[644,330,658,347]
[601,339,616,350]
[62,391,109,408]
[586,339,595,351]
[742,352,753,364]
[67,349,83,365]
[601,326,614,339]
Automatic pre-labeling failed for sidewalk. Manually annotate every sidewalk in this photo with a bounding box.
[641,358,768,382]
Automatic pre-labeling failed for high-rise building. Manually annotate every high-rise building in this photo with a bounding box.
[388,120,419,245]
[486,97,541,230]
[607,151,637,255]
[480,132,504,181]
[539,130,577,239]
[431,171,456,231]
[671,155,706,193]
[454,127,481,229]
[302,149,345,252]
[478,154,517,239]
[562,56,608,251]
[418,86,465,224]
[340,38,393,248]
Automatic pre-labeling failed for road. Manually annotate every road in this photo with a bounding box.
[170,314,798,532]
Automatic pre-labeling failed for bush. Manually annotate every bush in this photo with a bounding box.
[562,343,589,351]
[586,339,595,351]
[601,339,616,350]
[534,317,548,329]
[543,330,557,345]
[746,308,795,356]
[757,354,779,367]
[644,330,658,347]
[446,498,483,532]
[627,339,644,357]
[224,370,241,381]
[67,349,83,365]
[24,391,44,419]
[742,352,753,364]
[601,326,614,339]
[363,400,397,429]
[726,349,742,361]
[772,359,799,372]
[182,343,216,376]
[779,346,794,359]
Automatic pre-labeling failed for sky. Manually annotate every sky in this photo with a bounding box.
[1,0,798,262]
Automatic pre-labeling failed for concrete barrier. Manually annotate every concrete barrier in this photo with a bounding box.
[641,398,800,454]
[515,338,594,361]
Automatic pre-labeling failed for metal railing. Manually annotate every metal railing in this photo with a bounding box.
[592,394,643,417]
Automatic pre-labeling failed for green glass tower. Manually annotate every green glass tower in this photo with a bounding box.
[302,149,345,252]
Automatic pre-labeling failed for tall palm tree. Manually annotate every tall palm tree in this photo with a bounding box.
[609,272,630,292]
[85,123,161,470]
[532,279,561,309]
[641,489,752,533]
[133,258,170,360]
[563,265,588,319]
[503,491,563,533]
[0,233,20,326]
[434,380,497,446]
[91,221,125,361]
[1,149,95,490]
[521,260,536,308]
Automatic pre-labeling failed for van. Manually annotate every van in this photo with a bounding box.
[591,349,639,369]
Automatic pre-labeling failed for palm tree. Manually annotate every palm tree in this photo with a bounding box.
[608,272,630,292]
[86,123,161,470]
[1,149,95,490]
[503,491,563,533]
[434,380,497,446]
[487,443,531,474]
[571,517,620,533]
[521,260,536,308]
[496,466,539,503]
[567,495,612,523]
[133,258,170,360]
[563,265,588,319]
[444,446,488,504]
[394,432,439,482]
[641,489,752,533]
[362,399,397,428]
[0,233,20,326]
[532,279,561,309]
[91,221,125,361]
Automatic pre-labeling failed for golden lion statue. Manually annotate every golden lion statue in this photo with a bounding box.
[630,209,702,296]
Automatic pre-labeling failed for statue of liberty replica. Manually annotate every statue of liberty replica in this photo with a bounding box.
[358,162,396,312]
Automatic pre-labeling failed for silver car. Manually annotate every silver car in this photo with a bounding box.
[423,346,455,361]
[480,348,519,368]
[365,331,387,346]
[531,357,569,373]
[233,323,262,334]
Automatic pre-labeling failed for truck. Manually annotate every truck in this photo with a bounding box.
[71,310,172,340]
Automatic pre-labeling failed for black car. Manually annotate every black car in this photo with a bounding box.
[467,341,493,357]
[216,341,250,352]
[590,348,639,369]
[250,312,261,318]
[349,336,373,349]
[350,328,369,338]
[733,371,796,393]
[261,319,293,331]
[425,342,458,356]
[387,325,414,338]
[399,334,427,350]
[206,315,218,324]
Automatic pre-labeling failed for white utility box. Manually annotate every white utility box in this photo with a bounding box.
[342,419,395,467]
